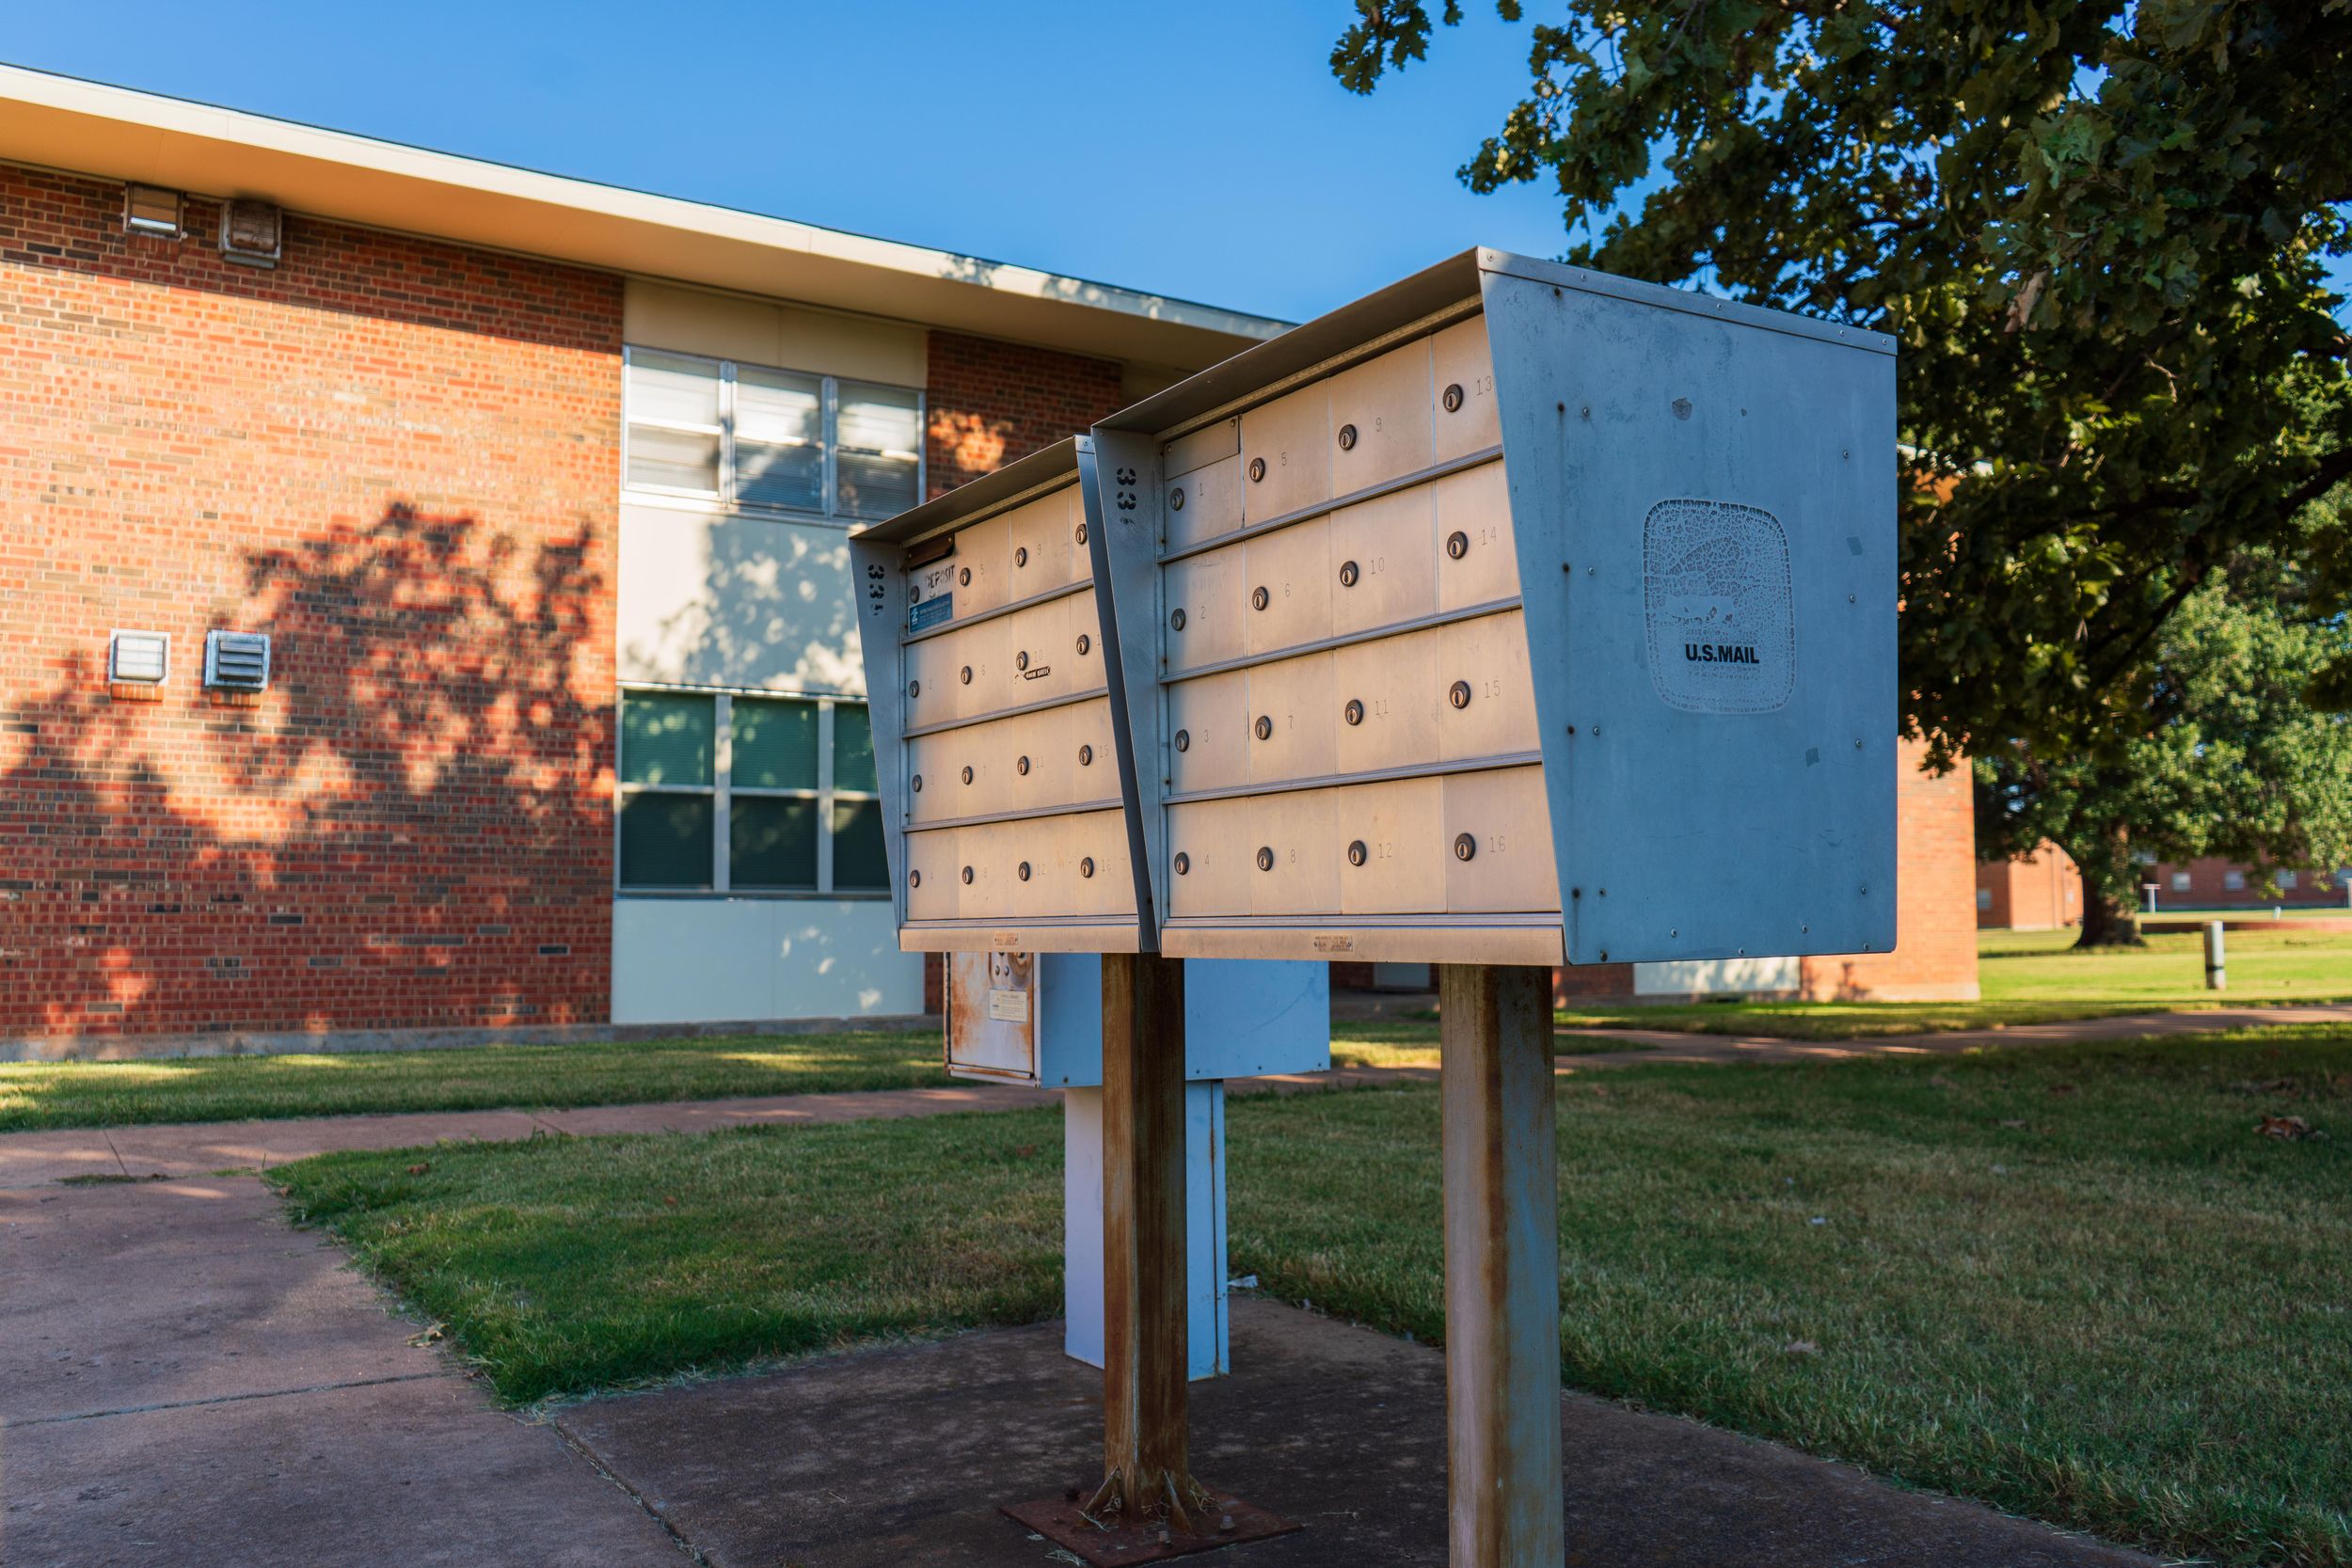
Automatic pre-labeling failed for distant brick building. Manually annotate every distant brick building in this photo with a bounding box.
[1977,844,2084,930]
[2146,856,2352,911]
[0,67,1280,1049]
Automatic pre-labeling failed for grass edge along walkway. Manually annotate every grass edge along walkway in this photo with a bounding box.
[269,1025,2352,1568]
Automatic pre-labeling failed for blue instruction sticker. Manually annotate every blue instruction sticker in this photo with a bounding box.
[909,593,953,633]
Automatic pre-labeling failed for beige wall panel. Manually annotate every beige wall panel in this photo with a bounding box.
[618,503,865,695]
[625,278,926,386]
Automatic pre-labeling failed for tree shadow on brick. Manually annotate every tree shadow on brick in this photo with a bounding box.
[0,504,612,1043]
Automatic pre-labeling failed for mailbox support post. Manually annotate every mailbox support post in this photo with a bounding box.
[1439,963,1564,1567]
[1094,950,1202,1530]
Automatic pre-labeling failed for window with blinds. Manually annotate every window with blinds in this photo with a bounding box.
[623,349,923,521]
[617,689,887,895]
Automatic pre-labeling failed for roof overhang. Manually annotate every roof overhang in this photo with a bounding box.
[0,64,1289,370]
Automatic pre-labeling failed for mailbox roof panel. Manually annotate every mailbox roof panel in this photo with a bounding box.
[850,436,1083,549]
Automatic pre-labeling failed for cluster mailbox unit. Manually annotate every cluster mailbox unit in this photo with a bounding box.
[849,248,1896,1566]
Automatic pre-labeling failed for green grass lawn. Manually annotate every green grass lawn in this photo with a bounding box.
[272,1027,2351,1566]
[0,1031,951,1134]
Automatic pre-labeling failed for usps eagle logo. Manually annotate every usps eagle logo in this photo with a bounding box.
[1642,499,1796,715]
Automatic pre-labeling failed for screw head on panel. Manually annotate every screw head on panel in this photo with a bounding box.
[1337,423,1358,451]
[1339,560,1359,588]
[1446,531,1469,561]
[1248,457,1266,483]
[1454,833,1477,863]
[1442,383,1464,414]
[1256,847,1276,872]
[1174,852,1191,875]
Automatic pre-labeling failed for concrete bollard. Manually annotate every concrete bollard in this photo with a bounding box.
[2204,921,2227,991]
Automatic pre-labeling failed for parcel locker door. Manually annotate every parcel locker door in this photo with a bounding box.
[1328,486,1437,637]
[1435,611,1540,763]
[1431,312,1502,464]
[904,827,960,920]
[1335,777,1446,915]
[1239,378,1330,523]
[1433,460,1518,612]
[1244,651,1336,786]
[1442,766,1559,913]
[1168,798,1251,917]
[1246,788,1339,917]
[1332,629,1442,776]
[1326,337,1434,495]
[1165,545,1246,675]
[1241,517,1331,658]
[1167,670,1248,796]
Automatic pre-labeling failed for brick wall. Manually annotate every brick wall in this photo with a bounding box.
[925,330,1127,498]
[1978,843,2083,930]
[0,163,625,1040]
[1799,739,1980,1002]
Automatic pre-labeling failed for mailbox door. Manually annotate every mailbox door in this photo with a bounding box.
[1326,337,1435,496]
[1168,670,1248,796]
[1329,486,1437,636]
[1165,546,1246,675]
[1336,777,1447,915]
[946,512,1014,620]
[1241,519,1331,657]
[1436,611,1541,763]
[1244,651,1337,785]
[1167,798,1252,918]
[1332,630,1442,776]
[1431,313,1502,464]
[1239,379,1329,522]
[1006,487,1083,598]
[1433,460,1518,612]
[1442,766,1558,913]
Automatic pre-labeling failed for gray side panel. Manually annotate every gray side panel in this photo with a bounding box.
[848,535,912,927]
[1484,268,1898,964]
[1087,427,1172,928]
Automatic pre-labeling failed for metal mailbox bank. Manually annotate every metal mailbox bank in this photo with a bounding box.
[1080,247,1896,1567]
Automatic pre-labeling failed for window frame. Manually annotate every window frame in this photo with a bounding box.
[622,345,926,525]
[615,686,888,899]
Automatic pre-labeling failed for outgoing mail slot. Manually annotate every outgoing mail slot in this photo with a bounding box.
[1241,517,1331,657]
[1239,379,1329,523]
[1442,766,1558,913]
[1434,460,1518,611]
[1335,776,1446,915]
[904,826,961,920]
[945,511,1014,620]
[1328,485,1437,636]
[1168,798,1253,917]
[1167,670,1248,795]
[1430,312,1501,464]
[1165,546,1246,674]
[1326,336,1434,495]
[1332,630,1441,776]
[1247,788,1339,917]
[1436,610,1539,762]
[1006,485,1083,596]
[1244,650,1335,785]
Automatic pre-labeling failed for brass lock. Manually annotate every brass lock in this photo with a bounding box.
[1443,383,1465,414]
[1251,585,1270,611]
[1015,650,1029,671]
[1174,852,1191,875]
[1449,680,1472,710]
[1075,521,1089,546]
[1169,487,1185,512]
[909,869,921,888]
[960,665,973,685]
[913,773,923,792]
[908,678,920,698]
[1343,698,1364,725]
[1079,744,1093,766]
[1017,862,1031,881]
[1337,422,1358,451]
[1446,531,1469,560]
[1080,856,1095,879]
[961,864,976,883]
[960,566,972,586]
[1256,846,1276,872]
[1015,546,1028,567]
[1171,608,1187,631]
[1454,833,1476,862]
[1076,633,1090,655]
[1248,456,1266,483]
[1016,755,1030,776]
[1254,715,1273,741]
[1338,560,1359,588]
[961,765,974,784]
[1174,729,1190,752]
[1346,840,1368,867]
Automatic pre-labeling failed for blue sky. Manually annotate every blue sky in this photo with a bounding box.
[9,4,2344,326]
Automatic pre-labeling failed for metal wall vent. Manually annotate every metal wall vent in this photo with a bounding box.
[123,184,183,238]
[219,200,282,267]
[108,629,170,685]
[203,630,272,691]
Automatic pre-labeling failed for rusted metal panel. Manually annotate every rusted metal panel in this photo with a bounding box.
[944,950,1036,1082]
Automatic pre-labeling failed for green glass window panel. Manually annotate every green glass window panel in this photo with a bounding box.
[732,698,818,790]
[833,704,878,795]
[621,693,714,786]
[732,796,818,889]
[831,800,889,891]
[619,794,713,888]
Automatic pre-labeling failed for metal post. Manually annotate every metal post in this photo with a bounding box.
[1093,951,1202,1531]
[1439,963,1564,1568]
[2204,921,2227,990]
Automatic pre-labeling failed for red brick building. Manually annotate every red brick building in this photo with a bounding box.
[0,67,1279,1051]
[1977,844,2084,930]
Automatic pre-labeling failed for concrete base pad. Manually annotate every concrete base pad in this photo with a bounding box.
[557,1297,2153,1568]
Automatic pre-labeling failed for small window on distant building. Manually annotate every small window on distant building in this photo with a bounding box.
[1976,888,1992,911]
[623,348,924,520]
[2336,869,2352,887]
[2277,870,2299,890]
[2224,870,2246,892]
[2170,871,2191,893]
